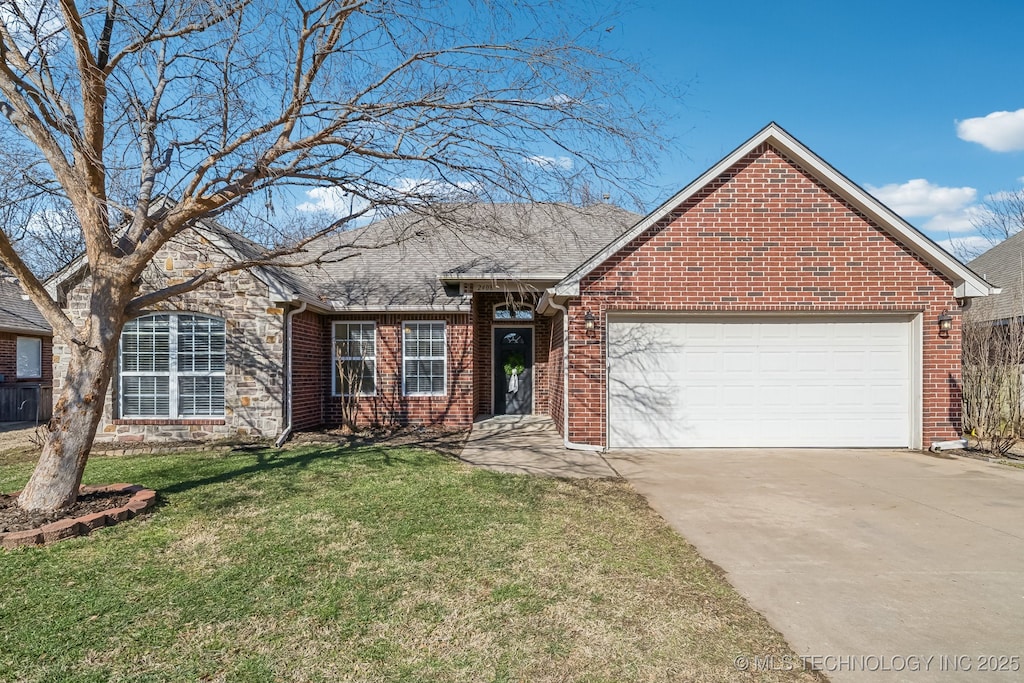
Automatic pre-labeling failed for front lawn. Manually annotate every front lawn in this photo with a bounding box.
[0,443,820,682]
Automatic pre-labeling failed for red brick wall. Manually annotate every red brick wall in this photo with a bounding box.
[0,332,52,384]
[290,309,324,430]
[472,293,552,416]
[548,309,565,433]
[569,143,962,448]
[322,313,474,429]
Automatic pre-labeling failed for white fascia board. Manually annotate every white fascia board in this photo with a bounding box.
[955,282,1002,298]
[440,272,566,282]
[323,303,471,313]
[536,289,571,315]
[551,282,580,297]
[44,254,88,297]
[556,122,998,299]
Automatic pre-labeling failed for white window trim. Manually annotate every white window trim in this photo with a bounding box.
[15,336,42,379]
[332,321,378,397]
[119,313,226,419]
[402,320,447,397]
[492,302,534,321]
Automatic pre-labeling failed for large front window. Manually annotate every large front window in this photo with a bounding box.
[120,313,226,418]
[403,321,446,396]
[333,322,377,396]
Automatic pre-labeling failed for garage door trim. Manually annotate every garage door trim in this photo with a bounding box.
[604,312,923,449]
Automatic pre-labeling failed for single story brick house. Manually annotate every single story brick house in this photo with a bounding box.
[46,123,995,449]
[0,276,53,421]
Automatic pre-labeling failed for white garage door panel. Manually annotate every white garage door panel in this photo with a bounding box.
[608,318,913,448]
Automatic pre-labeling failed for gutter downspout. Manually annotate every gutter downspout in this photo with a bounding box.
[275,301,307,448]
[545,298,604,452]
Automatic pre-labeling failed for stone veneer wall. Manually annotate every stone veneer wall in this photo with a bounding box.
[53,230,285,443]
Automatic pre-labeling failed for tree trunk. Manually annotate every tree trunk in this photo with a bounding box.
[17,342,117,512]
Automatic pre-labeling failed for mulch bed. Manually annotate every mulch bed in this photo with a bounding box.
[1,490,131,534]
[944,448,1024,464]
[0,483,157,548]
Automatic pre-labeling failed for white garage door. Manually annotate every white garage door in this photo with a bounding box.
[607,316,915,448]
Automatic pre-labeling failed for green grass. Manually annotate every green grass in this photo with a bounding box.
[0,444,820,682]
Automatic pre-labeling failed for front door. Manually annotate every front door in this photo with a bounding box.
[493,327,533,415]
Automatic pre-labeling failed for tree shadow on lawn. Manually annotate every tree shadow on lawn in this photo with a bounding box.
[146,442,440,506]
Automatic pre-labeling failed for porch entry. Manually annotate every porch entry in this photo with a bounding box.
[493,327,533,415]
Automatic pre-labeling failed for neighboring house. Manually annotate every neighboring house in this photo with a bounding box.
[46,123,996,449]
[965,233,1024,322]
[0,276,53,421]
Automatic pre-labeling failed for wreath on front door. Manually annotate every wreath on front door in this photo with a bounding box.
[503,353,526,377]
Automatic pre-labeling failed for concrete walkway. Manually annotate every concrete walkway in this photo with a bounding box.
[605,448,1024,682]
[458,415,617,478]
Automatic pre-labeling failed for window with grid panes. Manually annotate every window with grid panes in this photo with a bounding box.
[119,313,226,418]
[402,321,446,395]
[333,322,377,395]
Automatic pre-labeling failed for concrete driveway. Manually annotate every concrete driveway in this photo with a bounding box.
[604,448,1024,682]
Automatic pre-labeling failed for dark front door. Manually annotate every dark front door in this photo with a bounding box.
[493,327,533,415]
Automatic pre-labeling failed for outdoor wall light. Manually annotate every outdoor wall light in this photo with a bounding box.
[938,311,953,333]
[583,310,596,331]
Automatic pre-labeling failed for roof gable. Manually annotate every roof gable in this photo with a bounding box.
[44,216,311,306]
[553,123,996,299]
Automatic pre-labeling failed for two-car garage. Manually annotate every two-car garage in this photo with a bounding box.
[607,315,918,449]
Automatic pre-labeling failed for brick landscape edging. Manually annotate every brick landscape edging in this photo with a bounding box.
[0,484,157,549]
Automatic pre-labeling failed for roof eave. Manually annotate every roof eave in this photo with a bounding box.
[0,325,51,336]
[440,272,567,281]
[321,303,471,313]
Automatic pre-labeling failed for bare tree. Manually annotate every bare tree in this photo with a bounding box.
[950,189,1024,261]
[961,310,1024,455]
[0,0,665,511]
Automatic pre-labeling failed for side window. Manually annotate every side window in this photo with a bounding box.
[16,337,42,378]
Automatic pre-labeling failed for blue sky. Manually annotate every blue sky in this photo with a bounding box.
[602,0,1024,257]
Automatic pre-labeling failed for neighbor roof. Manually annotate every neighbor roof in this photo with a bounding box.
[967,232,1024,321]
[551,122,997,300]
[298,203,639,311]
[0,278,51,335]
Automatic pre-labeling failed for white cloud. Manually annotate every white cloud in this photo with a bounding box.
[388,177,479,199]
[865,179,976,217]
[295,187,369,216]
[984,188,1024,202]
[541,93,574,106]
[937,235,995,259]
[922,205,993,234]
[956,109,1024,152]
[524,155,573,171]
[296,178,479,220]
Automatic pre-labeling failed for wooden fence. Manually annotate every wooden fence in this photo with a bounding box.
[0,384,53,422]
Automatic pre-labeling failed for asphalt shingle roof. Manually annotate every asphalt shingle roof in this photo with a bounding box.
[0,278,50,334]
[294,202,639,310]
[967,233,1024,321]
